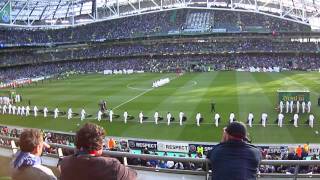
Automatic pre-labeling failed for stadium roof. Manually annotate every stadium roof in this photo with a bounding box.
[0,0,319,29]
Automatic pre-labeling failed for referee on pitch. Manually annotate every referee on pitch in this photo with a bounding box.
[211,99,216,112]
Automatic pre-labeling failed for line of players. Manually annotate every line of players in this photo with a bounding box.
[0,105,88,121]
[86,109,316,128]
[245,112,314,128]
[0,95,22,104]
[279,100,311,114]
[0,104,314,128]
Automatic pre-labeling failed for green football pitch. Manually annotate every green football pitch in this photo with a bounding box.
[1,71,320,144]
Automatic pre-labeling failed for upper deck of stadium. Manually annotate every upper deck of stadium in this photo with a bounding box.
[0,0,319,29]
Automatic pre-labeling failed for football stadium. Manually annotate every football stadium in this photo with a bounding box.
[1,0,320,179]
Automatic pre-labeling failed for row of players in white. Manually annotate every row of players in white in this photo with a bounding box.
[0,105,87,121]
[152,78,170,88]
[100,111,314,128]
[246,112,314,128]
[1,105,314,128]
[0,95,22,105]
[279,100,311,114]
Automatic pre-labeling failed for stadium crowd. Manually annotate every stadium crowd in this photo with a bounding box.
[0,40,318,67]
[1,54,320,82]
[0,10,310,45]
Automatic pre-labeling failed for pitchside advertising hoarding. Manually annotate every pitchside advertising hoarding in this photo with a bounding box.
[278,90,310,103]
[189,144,215,153]
[128,140,158,151]
[157,141,189,153]
[258,145,288,155]
[126,139,320,156]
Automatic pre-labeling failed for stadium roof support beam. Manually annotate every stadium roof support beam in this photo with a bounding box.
[149,0,160,7]
[127,1,137,11]
[39,4,48,20]
[79,1,83,14]
[12,0,29,24]
[0,0,9,12]
[28,1,38,18]
[1,0,320,28]
[65,2,71,18]
[52,0,62,19]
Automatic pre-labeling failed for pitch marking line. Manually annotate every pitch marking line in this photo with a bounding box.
[126,83,150,91]
[117,75,181,110]
[113,88,154,110]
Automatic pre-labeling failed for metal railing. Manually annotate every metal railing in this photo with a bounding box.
[1,135,320,179]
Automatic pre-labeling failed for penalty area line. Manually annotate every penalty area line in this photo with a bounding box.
[113,88,154,110]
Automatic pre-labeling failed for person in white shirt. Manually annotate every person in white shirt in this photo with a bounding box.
[124,111,128,123]
[97,110,103,121]
[296,101,300,114]
[21,106,25,116]
[290,100,294,113]
[293,113,299,127]
[67,108,72,120]
[179,111,184,126]
[279,101,284,113]
[307,101,311,113]
[154,111,159,125]
[286,101,289,113]
[247,112,254,128]
[214,113,220,127]
[8,104,12,114]
[261,113,267,127]
[196,112,201,126]
[80,108,86,121]
[229,112,235,123]
[309,114,314,128]
[278,113,284,127]
[167,112,172,126]
[33,106,38,117]
[15,94,20,102]
[12,105,16,115]
[139,111,143,124]
[2,104,7,114]
[109,109,113,122]
[301,101,306,114]
[17,106,21,115]
[25,106,30,116]
[14,95,17,103]
[54,108,59,118]
[43,107,48,117]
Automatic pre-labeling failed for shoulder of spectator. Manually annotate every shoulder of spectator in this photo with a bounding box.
[99,156,138,180]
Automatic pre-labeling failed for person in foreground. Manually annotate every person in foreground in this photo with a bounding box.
[59,123,137,180]
[207,121,261,180]
[11,129,57,180]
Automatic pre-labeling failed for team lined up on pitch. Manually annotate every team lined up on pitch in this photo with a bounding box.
[0,99,315,128]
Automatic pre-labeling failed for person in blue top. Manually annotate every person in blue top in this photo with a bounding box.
[207,121,261,180]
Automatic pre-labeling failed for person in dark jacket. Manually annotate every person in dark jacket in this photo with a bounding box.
[59,123,137,180]
[207,121,261,180]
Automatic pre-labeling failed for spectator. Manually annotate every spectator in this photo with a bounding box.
[10,129,57,180]
[207,122,261,180]
[59,123,137,180]
[296,145,303,160]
